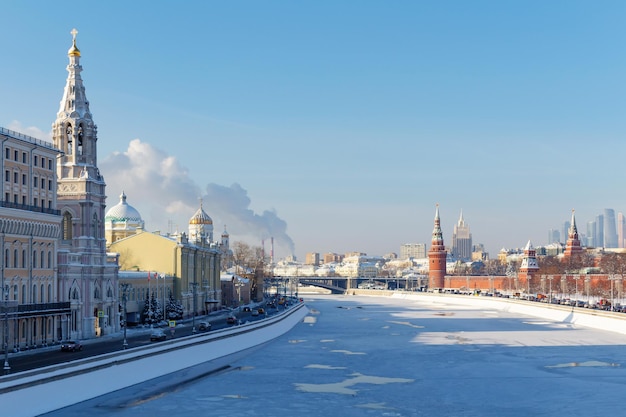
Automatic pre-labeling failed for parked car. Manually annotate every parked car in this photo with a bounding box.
[150,330,167,341]
[257,308,265,314]
[198,321,211,331]
[226,316,237,324]
[242,306,251,312]
[251,309,259,316]
[60,340,83,352]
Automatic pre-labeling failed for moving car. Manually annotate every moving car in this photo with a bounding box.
[150,329,167,341]
[60,340,83,352]
[198,321,212,331]
[226,316,237,324]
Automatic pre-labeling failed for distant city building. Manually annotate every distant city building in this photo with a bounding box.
[604,209,618,248]
[305,252,320,266]
[547,229,560,244]
[618,212,625,248]
[323,252,343,264]
[471,243,488,261]
[451,211,472,261]
[586,221,597,247]
[595,214,604,248]
[562,220,570,246]
[400,243,426,260]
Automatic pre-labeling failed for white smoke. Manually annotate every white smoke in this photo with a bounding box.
[100,139,295,256]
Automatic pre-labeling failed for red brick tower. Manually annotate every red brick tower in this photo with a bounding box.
[563,209,583,259]
[518,240,539,294]
[428,204,447,289]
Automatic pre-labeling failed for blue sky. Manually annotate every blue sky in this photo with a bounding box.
[1,1,626,260]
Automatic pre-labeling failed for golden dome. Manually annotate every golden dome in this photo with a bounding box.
[189,204,213,225]
[68,28,81,57]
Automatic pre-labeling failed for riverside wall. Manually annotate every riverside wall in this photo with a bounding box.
[0,303,308,417]
[349,289,626,336]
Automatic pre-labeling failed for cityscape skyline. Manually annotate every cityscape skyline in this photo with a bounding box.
[2,2,626,261]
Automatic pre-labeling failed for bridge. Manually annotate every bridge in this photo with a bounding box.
[265,275,427,295]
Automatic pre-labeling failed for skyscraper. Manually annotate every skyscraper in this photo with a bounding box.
[586,221,597,247]
[451,211,472,261]
[547,229,560,244]
[604,209,618,248]
[595,214,604,249]
[618,212,625,248]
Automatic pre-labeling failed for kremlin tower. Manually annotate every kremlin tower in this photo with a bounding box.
[563,209,583,259]
[428,205,447,289]
[518,240,539,294]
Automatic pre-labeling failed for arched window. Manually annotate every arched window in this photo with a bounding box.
[40,250,44,268]
[92,213,98,239]
[12,285,17,300]
[21,249,26,268]
[32,284,36,303]
[47,251,52,268]
[21,284,25,303]
[33,251,37,269]
[107,287,113,299]
[77,125,83,156]
[62,212,73,241]
[13,249,18,268]
[5,249,9,268]
[48,284,52,302]
[94,287,100,300]
[66,124,72,155]
[40,284,44,303]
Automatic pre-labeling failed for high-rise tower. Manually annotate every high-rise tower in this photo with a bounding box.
[604,209,618,248]
[451,211,472,261]
[428,205,446,289]
[53,29,119,339]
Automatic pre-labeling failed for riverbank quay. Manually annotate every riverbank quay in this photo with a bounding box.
[349,289,626,336]
[0,303,308,417]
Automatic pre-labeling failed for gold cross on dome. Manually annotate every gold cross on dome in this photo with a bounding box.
[71,28,78,40]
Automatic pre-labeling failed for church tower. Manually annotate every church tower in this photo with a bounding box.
[428,204,447,289]
[53,29,119,339]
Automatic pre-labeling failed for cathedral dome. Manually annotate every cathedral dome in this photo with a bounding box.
[105,191,143,223]
[189,203,213,225]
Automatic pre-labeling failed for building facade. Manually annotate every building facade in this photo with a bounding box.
[400,243,426,260]
[0,127,69,350]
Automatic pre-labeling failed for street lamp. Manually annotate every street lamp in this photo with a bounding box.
[119,283,131,350]
[547,275,553,304]
[190,282,198,334]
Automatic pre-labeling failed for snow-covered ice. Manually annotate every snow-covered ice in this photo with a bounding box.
[44,294,626,416]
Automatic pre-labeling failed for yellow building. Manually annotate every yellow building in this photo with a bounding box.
[108,201,222,316]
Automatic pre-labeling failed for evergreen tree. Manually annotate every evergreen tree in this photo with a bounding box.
[141,290,151,324]
[166,291,184,320]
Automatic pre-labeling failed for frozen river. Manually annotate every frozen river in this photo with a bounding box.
[47,294,626,416]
